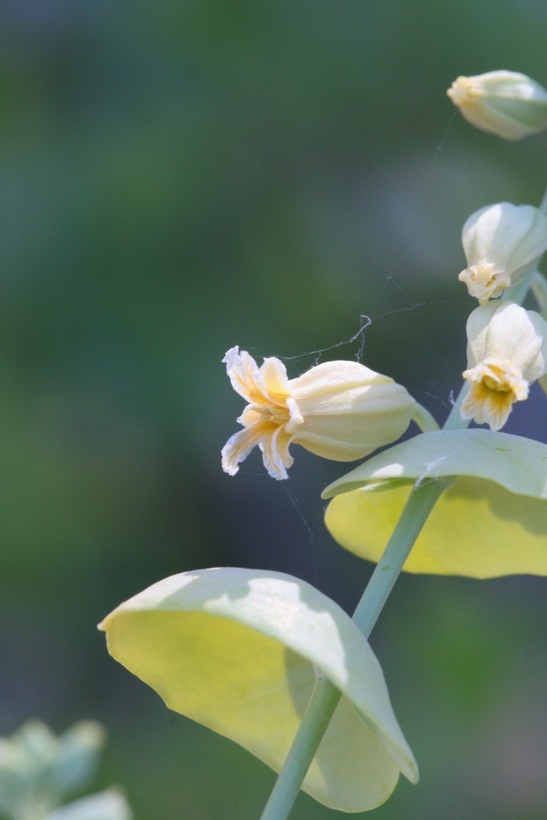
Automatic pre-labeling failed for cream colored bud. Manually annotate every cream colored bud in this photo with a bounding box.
[458,202,547,302]
[221,347,419,479]
[447,70,547,140]
[461,301,547,430]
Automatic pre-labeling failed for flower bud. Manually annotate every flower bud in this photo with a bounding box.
[221,347,419,479]
[458,202,547,302]
[447,70,547,140]
[461,301,547,430]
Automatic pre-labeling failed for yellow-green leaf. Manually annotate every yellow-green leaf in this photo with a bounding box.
[99,568,418,811]
[323,430,547,578]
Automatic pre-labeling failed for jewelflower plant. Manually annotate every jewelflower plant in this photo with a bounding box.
[100,71,547,818]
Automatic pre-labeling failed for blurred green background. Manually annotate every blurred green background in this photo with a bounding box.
[1,1,546,818]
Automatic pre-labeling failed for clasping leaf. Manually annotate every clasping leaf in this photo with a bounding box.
[100,568,418,811]
[323,430,547,578]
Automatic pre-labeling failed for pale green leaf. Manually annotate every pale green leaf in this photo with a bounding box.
[99,568,418,812]
[323,430,547,578]
[322,430,547,500]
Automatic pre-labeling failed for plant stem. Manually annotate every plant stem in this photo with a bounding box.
[412,403,440,432]
[260,478,449,820]
[531,270,547,313]
[260,675,341,820]
[351,478,450,635]
[260,390,471,820]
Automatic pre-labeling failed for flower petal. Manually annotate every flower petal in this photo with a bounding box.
[259,356,291,405]
[221,425,270,476]
[222,346,262,403]
[259,426,294,480]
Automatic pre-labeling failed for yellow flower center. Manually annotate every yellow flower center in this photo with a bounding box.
[482,375,512,393]
[461,360,529,431]
[255,403,291,427]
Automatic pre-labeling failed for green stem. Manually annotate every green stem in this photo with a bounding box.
[260,478,449,820]
[260,676,341,820]
[412,402,440,432]
[352,478,451,635]
[261,398,470,820]
[531,270,547,315]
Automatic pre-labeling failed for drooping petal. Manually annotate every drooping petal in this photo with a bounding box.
[259,426,294,480]
[221,424,271,476]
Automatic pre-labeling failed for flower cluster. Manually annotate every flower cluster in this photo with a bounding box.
[222,137,547,474]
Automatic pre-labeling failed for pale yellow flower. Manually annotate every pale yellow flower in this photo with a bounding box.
[447,70,547,140]
[458,202,547,303]
[221,347,419,480]
[461,302,547,430]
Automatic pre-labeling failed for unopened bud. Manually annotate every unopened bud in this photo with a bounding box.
[447,70,547,140]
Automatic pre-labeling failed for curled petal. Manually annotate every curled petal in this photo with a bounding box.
[259,426,294,480]
[221,425,269,476]
[223,347,263,403]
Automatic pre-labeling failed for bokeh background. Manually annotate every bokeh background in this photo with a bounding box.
[1,1,546,818]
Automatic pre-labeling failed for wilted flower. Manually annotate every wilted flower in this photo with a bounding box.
[458,202,547,303]
[447,70,547,140]
[221,347,419,480]
[461,301,547,430]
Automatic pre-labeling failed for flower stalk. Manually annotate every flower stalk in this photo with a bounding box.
[260,477,452,820]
